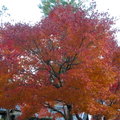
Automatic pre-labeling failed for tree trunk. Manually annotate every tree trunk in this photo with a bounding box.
[66,105,73,120]
[68,114,73,120]
[63,113,73,120]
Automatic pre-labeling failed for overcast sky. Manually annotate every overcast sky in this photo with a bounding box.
[0,0,42,24]
[0,0,120,43]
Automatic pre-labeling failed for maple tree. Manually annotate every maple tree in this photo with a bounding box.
[0,4,120,120]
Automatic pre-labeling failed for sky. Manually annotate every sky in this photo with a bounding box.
[0,0,42,24]
[0,0,120,43]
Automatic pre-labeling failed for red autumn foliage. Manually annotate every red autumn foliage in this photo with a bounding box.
[0,5,120,120]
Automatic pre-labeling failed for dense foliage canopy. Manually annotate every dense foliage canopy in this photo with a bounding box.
[0,4,120,120]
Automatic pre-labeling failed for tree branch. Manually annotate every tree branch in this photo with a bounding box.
[44,103,65,118]
[75,114,82,120]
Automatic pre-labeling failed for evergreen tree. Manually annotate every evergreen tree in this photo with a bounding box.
[39,0,88,16]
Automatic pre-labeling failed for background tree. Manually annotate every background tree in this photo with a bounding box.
[0,4,119,120]
[0,5,8,17]
[38,0,95,16]
[0,5,10,26]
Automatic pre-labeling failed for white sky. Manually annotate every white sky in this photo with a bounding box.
[0,0,42,24]
[0,0,120,43]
